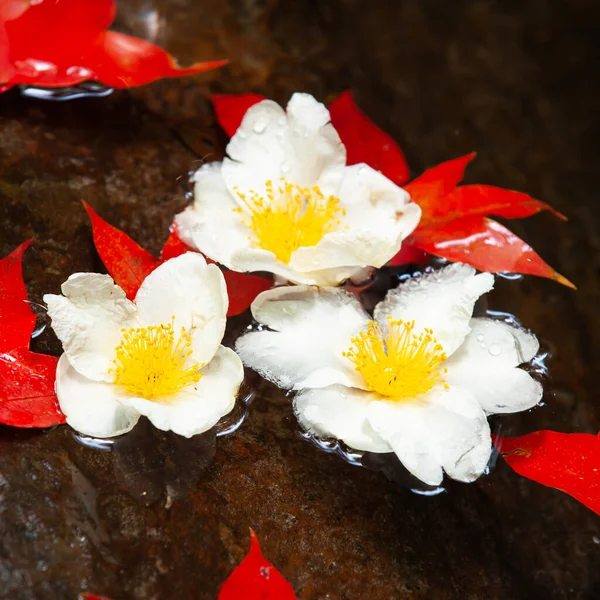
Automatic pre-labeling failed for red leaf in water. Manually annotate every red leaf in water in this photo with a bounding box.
[441,185,566,224]
[0,240,35,352]
[79,595,112,600]
[159,224,191,262]
[404,153,476,223]
[212,93,267,138]
[0,242,65,428]
[0,347,62,428]
[224,270,272,317]
[386,153,572,286]
[405,153,564,225]
[386,243,427,267]
[85,31,228,89]
[494,431,600,516]
[219,529,296,600]
[1,0,226,91]
[329,90,410,186]
[83,202,159,301]
[409,216,575,288]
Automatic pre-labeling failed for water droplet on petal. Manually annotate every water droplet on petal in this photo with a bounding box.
[489,343,501,356]
[281,161,290,173]
[476,334,484,342]
[66,65,93,79]
[253,117,268,134]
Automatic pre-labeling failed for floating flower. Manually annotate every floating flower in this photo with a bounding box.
[44,253,243,438]
[236,264,543,485]
[176,93,421,286]
[211,91,572,287]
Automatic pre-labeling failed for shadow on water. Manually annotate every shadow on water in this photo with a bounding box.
[70,382,254,506]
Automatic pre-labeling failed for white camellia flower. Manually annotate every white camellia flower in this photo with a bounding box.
[235,263,543,486]
[175,92,421,286]
[44,253,243,439]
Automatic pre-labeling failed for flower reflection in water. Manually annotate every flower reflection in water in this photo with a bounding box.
[71,385,254,505]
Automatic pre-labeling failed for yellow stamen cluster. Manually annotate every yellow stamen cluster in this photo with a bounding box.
[111,321,202,400]
[234,178,344,264]
[343,318,448,399]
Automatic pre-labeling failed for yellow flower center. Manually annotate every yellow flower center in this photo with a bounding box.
[234,178,344,264]
[111,321,202,400]
[343,318,449,399]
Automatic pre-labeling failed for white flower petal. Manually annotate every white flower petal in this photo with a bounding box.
[444,318,542,414]
[227,244,365,285]
[446,317,539,368]
[176,162,253,261]
[374,264,494,356]
[285,93,346,191]
[222,99,292,198]
[235,286,369,390]
[367,397,444,486]
[293,385,392,453]
[221,94,346,203]
[367,387,491,485]
[447,366,542,415]
[55,354,140,438]
[289,165,421,271]
[118,346,243,438]
[173,206,202,251]
[135,253,227,365]
[44,273,137,382]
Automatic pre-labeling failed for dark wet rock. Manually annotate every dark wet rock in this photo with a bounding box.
[1,0,600,598]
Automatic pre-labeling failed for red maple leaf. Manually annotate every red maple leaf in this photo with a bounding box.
[328,90,410,186]
[219,529,296,600]
[0,0,227,93]
[399,154,574,287]
[493,431,600,516]
[84,203,272,316]
[211,93,572,287]
[0,241,65,428]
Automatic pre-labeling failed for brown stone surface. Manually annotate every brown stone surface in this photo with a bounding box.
[1,0,600,598]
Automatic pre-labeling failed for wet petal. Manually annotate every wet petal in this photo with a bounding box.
[445,320,542,414]
[135,253,227,365]
[446,317,539,368]
[236,286,369,390]
[290,165,421,271]
[118,346,243,438]
[176,168,254,271]
[44,273,137,382]
[228,245,366,285]
[221,99,294,200]
[447,366,542,415]
[374,263,494,355]
[55,354,140,438]
[221,94,346,202]
[294,385,392,452]
[367,387,491,485]
[285,92,346,191]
